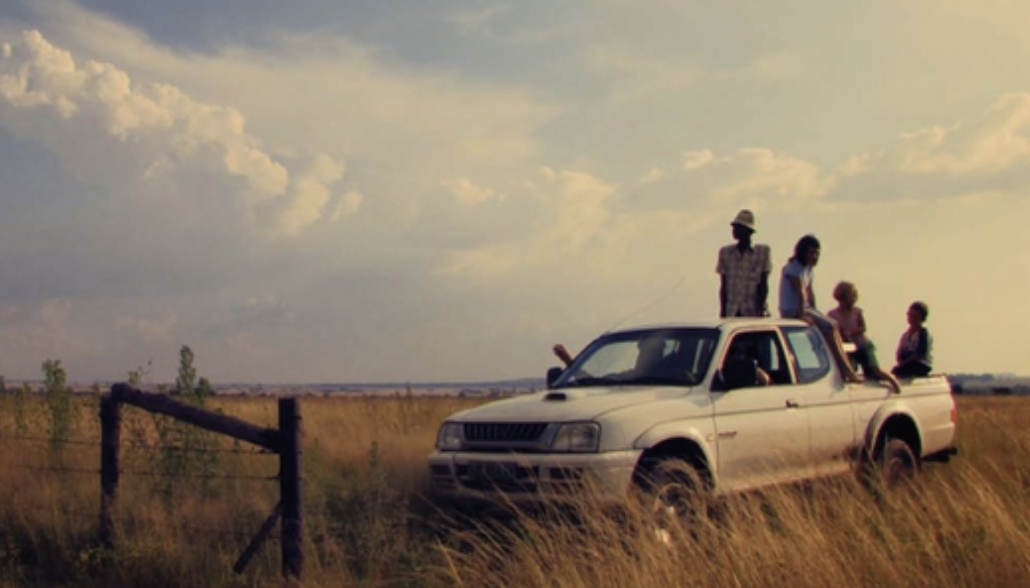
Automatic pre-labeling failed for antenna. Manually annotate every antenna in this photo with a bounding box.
[603,273,689,334]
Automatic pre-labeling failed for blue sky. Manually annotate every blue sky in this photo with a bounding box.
[0,0,1026,383]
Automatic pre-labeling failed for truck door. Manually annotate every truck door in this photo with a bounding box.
[783,325,856,477]
[711,330,810,492]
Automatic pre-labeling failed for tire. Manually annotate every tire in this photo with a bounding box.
[634,458,709,543]
[879,438,919,488]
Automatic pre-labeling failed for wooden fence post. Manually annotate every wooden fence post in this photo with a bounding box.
[99,395,122,547]
[279,398,304,580]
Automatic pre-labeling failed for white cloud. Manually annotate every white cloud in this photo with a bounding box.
[0,1,1029,381]
[893,94,1030,176]
[0,30,345,237]
[683,150,715,171]
[116,311,178,343]
[330,191,364,221]
[275,154,347,236]
[830,93,1030,201]
[442,178,504,205]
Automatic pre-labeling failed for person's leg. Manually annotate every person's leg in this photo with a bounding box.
[892,363,928,378]
[807,310,862,382]
[858,342,900,393]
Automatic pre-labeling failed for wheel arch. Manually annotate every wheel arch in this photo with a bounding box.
[867,410,923,462]
[631,436,714,491]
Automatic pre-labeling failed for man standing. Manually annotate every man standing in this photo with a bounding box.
[716,210,772,317]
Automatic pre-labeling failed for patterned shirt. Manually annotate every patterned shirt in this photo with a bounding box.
[716,243,772,316]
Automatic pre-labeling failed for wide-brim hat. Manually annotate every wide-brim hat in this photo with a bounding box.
[731,209,756,232]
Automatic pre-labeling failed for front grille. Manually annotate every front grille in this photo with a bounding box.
[463,422,548,443]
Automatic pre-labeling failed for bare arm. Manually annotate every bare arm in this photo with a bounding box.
[787,275,805,315]
[552,344,574,367]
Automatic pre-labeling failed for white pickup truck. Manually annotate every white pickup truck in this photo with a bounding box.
[427,319,957,508]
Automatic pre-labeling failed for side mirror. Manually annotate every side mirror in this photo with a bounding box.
[722,357,760,390]
[546,367,564,389]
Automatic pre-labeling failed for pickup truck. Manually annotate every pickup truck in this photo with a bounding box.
[427,318,957,511]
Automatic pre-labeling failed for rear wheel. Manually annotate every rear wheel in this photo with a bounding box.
[860,437,919,491]
[880,438,919,488]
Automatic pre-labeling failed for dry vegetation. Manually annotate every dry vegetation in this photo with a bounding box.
[0,391,1027,587]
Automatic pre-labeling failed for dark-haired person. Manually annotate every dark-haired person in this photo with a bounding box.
[778,234,862,383]
[716,209,772,317]
[892,301,933,378]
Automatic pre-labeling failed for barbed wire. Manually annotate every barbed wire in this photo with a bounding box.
[0,433,276,455]
[8,462,279,481]
[11,464,100,475]
[0,434,101,447]
[121,469,279,482]
[123,441,275,456]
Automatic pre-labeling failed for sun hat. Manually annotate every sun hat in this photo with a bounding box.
[731,209,756,231]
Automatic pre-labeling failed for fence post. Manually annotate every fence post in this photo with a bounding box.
[99,395,122,547]
[279,398,303,580]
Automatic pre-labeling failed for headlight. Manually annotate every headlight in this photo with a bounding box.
[551,422,601,453]
[436,422,464,451]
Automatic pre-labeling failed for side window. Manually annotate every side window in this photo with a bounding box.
[784,326,831,384]
[721,331,790,387]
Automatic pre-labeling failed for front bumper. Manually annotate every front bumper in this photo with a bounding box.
[426,449,641,504]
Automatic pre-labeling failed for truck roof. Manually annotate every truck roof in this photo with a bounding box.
[608,317,810,334]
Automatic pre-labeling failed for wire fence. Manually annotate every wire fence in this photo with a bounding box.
[0,388,304,579]
[15,507,283,542]
[8,461,279,481]
[0,433,276,455]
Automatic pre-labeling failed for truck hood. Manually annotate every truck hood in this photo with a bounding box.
[450,386,693,423]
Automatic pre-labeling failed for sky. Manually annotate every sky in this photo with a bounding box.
[0,0,1026,384]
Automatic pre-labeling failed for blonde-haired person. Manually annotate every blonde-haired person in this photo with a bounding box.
[828,281,901,393]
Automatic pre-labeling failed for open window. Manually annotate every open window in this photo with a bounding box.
[716,330,791,390]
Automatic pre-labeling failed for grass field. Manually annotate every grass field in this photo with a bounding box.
[0,391,1027,587]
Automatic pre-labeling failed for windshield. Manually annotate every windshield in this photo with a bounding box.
[553,328,719,389]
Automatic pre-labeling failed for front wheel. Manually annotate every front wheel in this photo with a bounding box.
[634,458,709,544]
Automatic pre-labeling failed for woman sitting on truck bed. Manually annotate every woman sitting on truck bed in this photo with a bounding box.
[892,301,933,378]
[778,235,862,383]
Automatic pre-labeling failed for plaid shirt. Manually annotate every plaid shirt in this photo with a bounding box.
[716,243,772,316]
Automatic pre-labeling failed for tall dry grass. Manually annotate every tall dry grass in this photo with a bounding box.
[0,392,1027,587]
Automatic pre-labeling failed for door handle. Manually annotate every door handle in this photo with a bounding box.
[785,398,800,409]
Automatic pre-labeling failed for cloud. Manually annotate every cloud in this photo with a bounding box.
[442,178,505,206]
[1,2,1030,381]
[624,148,827,217]
[830,93,1030,201]
[0,299,89,373]
[448,5,510,37]
[0,29,348,237]
[116,311,179,343]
